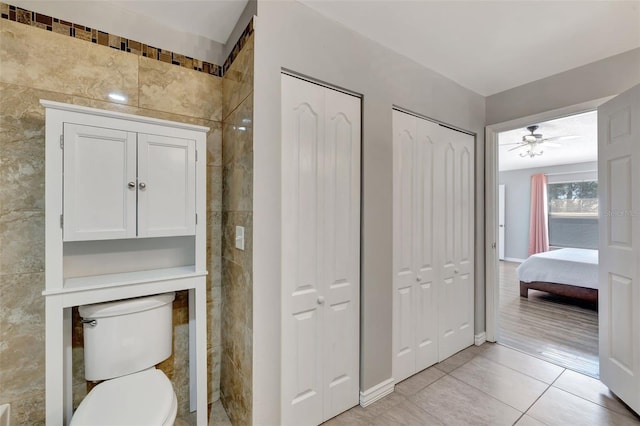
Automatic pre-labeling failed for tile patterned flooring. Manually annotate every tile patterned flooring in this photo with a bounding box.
[324,343,640,426]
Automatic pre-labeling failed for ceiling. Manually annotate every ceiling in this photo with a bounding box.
[296,1,640,96]
[498,111,598,172]
[111,0,249,45]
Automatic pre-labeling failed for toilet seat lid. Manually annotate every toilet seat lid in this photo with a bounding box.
[71,368,176,426]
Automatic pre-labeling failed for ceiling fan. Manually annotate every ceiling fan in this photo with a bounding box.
[503,125,578,158]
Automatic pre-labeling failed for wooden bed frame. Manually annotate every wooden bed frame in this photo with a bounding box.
[520,281,598,303]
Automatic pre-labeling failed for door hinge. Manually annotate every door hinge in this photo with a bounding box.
[59,135,64,149]
[195,150,198,162]
[491,242,496,249]
[60,214,63,228]
[195,213,198,224]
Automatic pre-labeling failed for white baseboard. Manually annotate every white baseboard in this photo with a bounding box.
[359,378,394,407]
[0,404,10,426]
[475,332,487,346]
[503,257,526,263]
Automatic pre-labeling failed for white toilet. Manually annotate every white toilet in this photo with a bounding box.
[70,292,178,426]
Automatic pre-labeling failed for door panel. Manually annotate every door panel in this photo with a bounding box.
[63,123,136,241]
[414,119,439,371]
[137,133,195,237]
[598,84,640,414]
[392,111,418,381]
[282,75,324,426]
[438,126,475,361]
[322,88,360,419]
[282,74,361,425]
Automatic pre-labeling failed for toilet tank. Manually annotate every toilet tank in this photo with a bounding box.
[78,292,175,381]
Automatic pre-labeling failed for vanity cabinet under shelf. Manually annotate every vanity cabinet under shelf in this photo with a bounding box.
[42,100,209,425]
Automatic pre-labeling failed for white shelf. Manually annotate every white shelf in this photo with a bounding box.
[43,266,206,296]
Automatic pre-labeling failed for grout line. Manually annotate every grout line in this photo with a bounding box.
[477,344,564,385]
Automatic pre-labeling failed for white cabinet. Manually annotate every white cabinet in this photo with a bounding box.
[42,101,208,425]
[63,124,196,242]
[392,109,475,383]
[281,74,361,426]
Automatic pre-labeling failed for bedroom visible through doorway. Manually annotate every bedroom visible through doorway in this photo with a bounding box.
[496,111,599,377]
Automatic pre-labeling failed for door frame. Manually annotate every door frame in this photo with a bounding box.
[484,97,612,342]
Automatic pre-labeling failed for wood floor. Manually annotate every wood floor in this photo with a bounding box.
[497,260,599,377]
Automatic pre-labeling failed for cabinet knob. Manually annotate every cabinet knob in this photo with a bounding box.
[416,276,422,282]
[139,182,147,190]
[317,296,325,305]
[454,269,459,274]
[127,181,136,189]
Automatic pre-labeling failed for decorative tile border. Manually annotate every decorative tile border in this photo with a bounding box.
[0,2,253,78]
[223,18,254,75]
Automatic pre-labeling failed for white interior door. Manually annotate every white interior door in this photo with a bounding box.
[437,125,475,361]
[498,184,505,260]
[392,110,475,380]
[598,83,640,414]
[63,123,137,241]
[137,133,196,237]
[281,74,361,426]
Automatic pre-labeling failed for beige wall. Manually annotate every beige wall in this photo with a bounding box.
[220,34,254,426]
[0,18,223,423]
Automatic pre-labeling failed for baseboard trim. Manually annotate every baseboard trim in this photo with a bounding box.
[359,378,395,407]
[503,257,526,263]
[475,332,487,346]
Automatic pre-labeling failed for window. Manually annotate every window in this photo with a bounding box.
[547,181,598,249]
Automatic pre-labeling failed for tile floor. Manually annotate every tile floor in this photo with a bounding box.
[324,343,640,426]
[174,399,231,426]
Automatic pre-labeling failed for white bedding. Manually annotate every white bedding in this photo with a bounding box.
[516,248,599,290]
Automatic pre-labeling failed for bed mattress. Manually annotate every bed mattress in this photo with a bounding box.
[516,248,599,290]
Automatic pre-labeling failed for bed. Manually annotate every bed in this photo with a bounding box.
[516,248,599,303]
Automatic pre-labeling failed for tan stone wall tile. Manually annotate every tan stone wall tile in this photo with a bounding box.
[0,20,138,105]
[222,34,254,121]
[138,56,222,121]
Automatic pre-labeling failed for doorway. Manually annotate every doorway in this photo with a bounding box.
[486,102,606,378]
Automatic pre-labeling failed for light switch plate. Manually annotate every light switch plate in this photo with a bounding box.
[235,226,245,250]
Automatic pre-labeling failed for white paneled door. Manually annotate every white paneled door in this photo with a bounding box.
[598,84,640,414]
[392,109,474,383]
[281,74,361,426]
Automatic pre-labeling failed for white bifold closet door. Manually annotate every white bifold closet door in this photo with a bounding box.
[392,109,474,383]
[281,74,361,426]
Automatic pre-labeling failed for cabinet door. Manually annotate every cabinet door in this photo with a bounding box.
[63,123,137,241]
[137,133,196,237]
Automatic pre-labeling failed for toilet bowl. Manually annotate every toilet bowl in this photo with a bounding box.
[71,293,177,426]
[70,368,177,426]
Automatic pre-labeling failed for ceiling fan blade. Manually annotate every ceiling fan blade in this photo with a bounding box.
[500,142,526,146]
[507,144,526,152]
[543,142,562,148]
[543,135,579,142]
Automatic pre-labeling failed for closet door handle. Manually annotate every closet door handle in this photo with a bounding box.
[139,182,147,190]
[416,276,422,282]
[127,181,136,189]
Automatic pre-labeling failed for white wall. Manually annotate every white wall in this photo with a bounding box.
[252,1,485,424]
[499,161,597,261]
[486,48,640,125]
